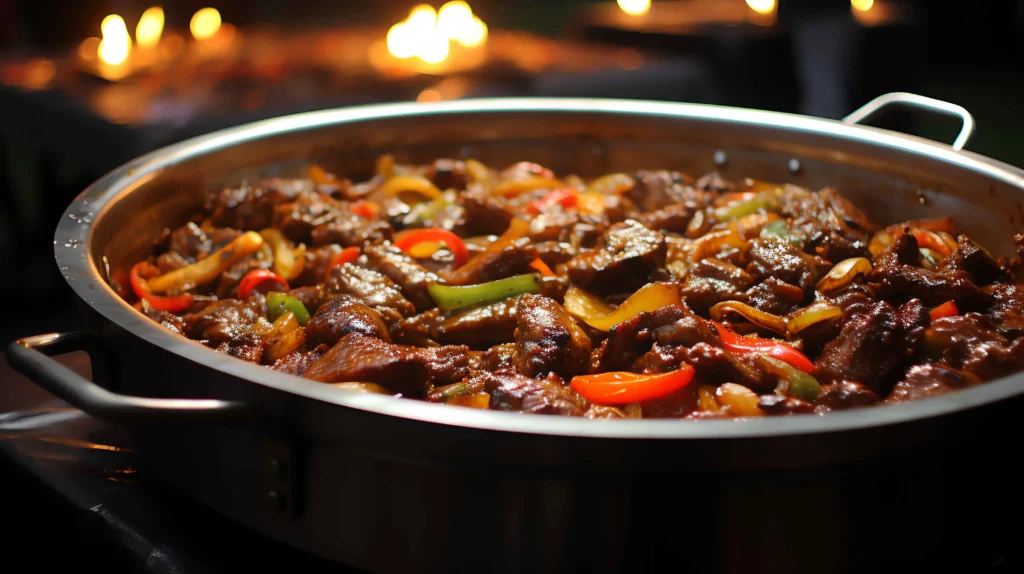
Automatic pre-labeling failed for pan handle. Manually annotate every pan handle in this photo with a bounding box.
[5,332,256,423]
[843,92,975,151]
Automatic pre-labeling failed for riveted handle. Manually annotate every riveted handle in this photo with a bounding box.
[5,332,255,423]
[843,92,975,151]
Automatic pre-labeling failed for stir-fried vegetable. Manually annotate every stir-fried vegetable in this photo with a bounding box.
[787,301,843,334]
[502,161,555,180]
[564,282,681,332]
[265,326,307,364]
[570,366,695,404]
[760,219,802,247]
[445,218,530,286]
[447,393,491,408]
[688,228,748,262]
[238,269,289,300]
[330,247,361,271]
[816,257,873,293]
[376,175,443,201]
[129,262,194,312]
[698,384,722,413]
[308,163,336,186]
[147,231,264,294]
[912,229,955,257]
[527,187,579,215]
[260,228,306,282]
[349,200,378,219]
[586,173,635,195]
[492,177,562,198]
[529,258,556,277]
[713,321,815,373]
[758,355,821,401]
[428,274,540,311]
[714,383,764,416]
[393,228,469,267]
[930,300,959,321]
[713,190,781,221]
[709,301,788,335]
[266,291,311,326]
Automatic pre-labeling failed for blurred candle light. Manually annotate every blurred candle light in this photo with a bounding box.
[851,0,874,11]
[438,1,473,37]
[617,0,651,16]
[387,22,417,59]
[136,7,164,48]
[407,5,438,31]
[98,15,132,66]
[745,0,776,15]
[79,37,100,61]
[417,89,443,102]
[455,16,487,47]
[191,8,222,40]
[418,28,450,64]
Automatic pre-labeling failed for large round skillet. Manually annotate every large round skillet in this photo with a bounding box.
[9,94,1024,572]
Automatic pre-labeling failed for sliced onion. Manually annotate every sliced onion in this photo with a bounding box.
[709,301,788,335]
[787,301,843,334]
[816,257,872,293]
[868,230,891,258]
[688,228,748,262]
[919,247,942,269]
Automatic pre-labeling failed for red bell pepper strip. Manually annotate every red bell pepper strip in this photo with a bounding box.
[713,321,815,373]
[912,229,953,257]
[329,247,361,270]
[237,269,289,300]
[393,228,469,267]
[529,258,555,277]
[570,366,696,404]
[349,200,377,219]
[929,300,959,321]
[129,262,194,313]
[527,187,579,215]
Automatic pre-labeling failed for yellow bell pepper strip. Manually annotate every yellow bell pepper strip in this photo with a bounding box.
[816,257,873,293]
[688,228,748,262]
[393,228,469,268]
[528,258,556,277]
[237,269,289,300]
[267,291,311,325]
[564,282,681,332]
[757,355,821,402]
[713,321,814,373]
[786,301,843,334]
[308,163,336,186]
[492,177,562,198]
[709,301,788,335]
[465,158,491,183]
[129,261,194,312]
[376,175,443,201]
[146,231,264,294]
[586,173,635,195]
[930,300,959,321]
[527,187,578,215]
[260,228,306,282]
[428,274,540,311]
[570,366,695,405]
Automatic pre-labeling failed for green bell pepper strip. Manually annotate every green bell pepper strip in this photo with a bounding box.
[760,219,803,247]
[758,355,821,402]
[266,291,311,326]
[428,274,540,311]
[714,191,781,221]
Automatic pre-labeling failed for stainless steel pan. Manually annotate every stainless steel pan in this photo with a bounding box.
[8,93,1024,572]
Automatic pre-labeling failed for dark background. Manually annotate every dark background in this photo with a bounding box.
[1,0,1023,570]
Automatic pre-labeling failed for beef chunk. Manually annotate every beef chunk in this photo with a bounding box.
[310,210,392,247]
[288,286,328,314]
[870,232,985,307]
[534,241,577,266]
[514,294,592,378]
[640,203,695,234]
[814,381,879,412]
[886,363,981,403]
[457,188,513,236]
[651,304,721,348]
[304,333,470,395]
[744,277,805,315]
[272,344,329,376]
[292,244,343,287]
[591,304,687,372]
[986,283,1024,338]
[784,187,870,261]
[680,343,777,393]
[475,369,587,416]
[940,235,1007,285]
[364,243,441,311]
[326,262,416,317]
[306,295,391,346]
[629,170,697,211]
[566,220,667,294]
[206,184,284,230]
[215,333,268,364]
[426,158,468,191]
[481,343,518,371]
[924,314,1024,380]
[695,172,734,193]
[433,298,518,349]
[443,237,537,286]
[169,222,210,259]
[273,189,342,243]
[746,238,819,291]
[630,343,688,374]
[678,258,754,313]
[182,300,259,346]
[145,309,186,335]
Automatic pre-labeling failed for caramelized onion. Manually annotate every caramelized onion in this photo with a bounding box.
[332,382,390,394]
[715,383,764,417]
[709,301,788,335]
[688,228,748,262]
[816,257,872,293]
[787,301,843,334]
[375,175,443,201]
[465,158,491,183]
[586,173,635,195]
[868,230,891,258]
[265,327,306,364]
[491,176,562,198]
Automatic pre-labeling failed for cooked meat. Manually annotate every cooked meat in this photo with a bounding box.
[326,262,416,317]
[814,381,879,412]
[305,295,391,346]
[304,332,469,395]
[565,220,667,294]
[182,299,260,346]
[216,333,268,364]
[514,294,591,378]
[476,369,587,416]
[311,210,392,247]
[443,236,537,286]
[886,363,981,403]
[364,243,441,311]
[127,156,1024,419]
